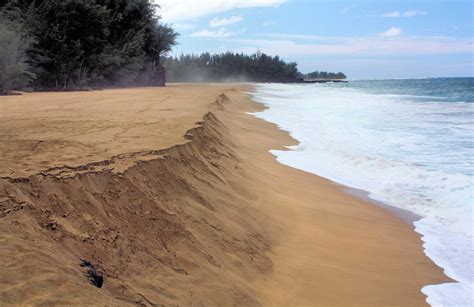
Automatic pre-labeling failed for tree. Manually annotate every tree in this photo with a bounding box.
[139,18,178,86]
[0,17,33,94]
[163,51,300,83]
[1,0,177,90]
[303,70,347,80]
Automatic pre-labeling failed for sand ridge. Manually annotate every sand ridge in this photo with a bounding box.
[0,88,272,305]
[0,85,450,305]
[0,85,235,178]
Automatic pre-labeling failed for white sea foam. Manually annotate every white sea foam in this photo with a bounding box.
[251,82,474,306]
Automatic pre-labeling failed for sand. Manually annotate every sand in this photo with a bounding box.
[0,84,450,305]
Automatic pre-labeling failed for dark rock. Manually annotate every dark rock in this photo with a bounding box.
[80,260,103,288]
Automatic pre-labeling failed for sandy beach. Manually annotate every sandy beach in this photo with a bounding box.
[0,84,450,305]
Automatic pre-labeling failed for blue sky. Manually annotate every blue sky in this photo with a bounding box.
[156,0,473,79]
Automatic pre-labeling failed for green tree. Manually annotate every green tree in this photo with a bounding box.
[139,19,178,85]
[0,17,33,94]
[304,70,347,80]
[163,51,300,83]
[1,0,177,90]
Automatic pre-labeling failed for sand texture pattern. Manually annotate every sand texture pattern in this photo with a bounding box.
[0,85,450,305]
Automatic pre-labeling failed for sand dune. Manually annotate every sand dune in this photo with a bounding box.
[0,85,449,305]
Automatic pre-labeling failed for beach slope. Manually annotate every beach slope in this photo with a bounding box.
[0,85,449,305]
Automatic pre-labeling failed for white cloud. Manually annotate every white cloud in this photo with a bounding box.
[381,27,402,37]
[191,28,240,38]
[382,10,427,18]
[383,11,401,18]
[210,15,243,27]
[258,33,339,41]
[221,35,472,56]
[156,0,285,23]
[403,10,427,17]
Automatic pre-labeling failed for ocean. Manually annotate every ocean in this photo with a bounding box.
[251,78,473,306]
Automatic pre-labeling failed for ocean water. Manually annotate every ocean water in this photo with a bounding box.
[251,78,474,306]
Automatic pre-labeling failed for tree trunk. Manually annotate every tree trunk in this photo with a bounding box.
[156,65,166,87]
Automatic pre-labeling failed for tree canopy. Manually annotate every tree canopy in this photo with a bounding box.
[302,71,347,80]
[163,52,347,83]
[163,52,300,83]
[0,0,177,92]
[0,16,33,94]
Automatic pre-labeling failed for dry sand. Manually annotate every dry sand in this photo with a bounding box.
[0,84,450,305]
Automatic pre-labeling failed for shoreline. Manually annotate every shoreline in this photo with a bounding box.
[249,82,470,305]
[0,84,451,305]
[344,186,421,225]
[217,85,450,305]
[224,85,452,305]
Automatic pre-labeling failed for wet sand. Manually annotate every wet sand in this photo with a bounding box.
[0,84,450,305]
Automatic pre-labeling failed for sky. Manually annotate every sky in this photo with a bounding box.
[155,0,473,79]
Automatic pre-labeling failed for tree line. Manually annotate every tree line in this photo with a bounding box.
[163,52,300,83]
[0,0,177,94]
[161,53,347,83]
[301,71,346,80]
